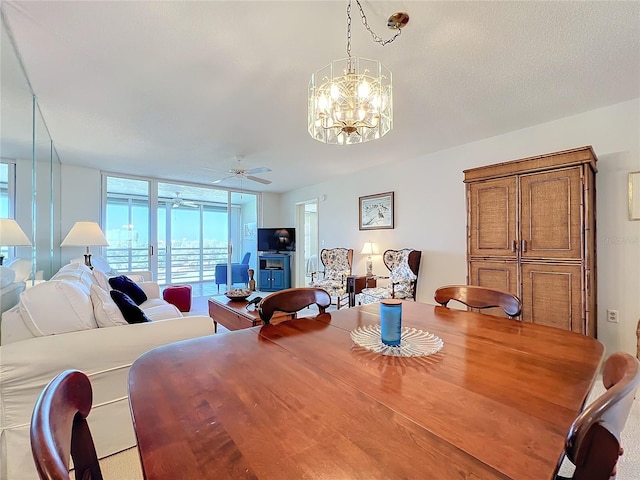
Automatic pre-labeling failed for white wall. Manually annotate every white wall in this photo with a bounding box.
[281,98,640,357]
[59,164,103,265]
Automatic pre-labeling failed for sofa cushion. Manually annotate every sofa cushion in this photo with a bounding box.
[50,264,95,294]
[90,284,127,327]
[142,303,183,321]
[19,280,97,336]
[59,262,93,274]
[110,290,151,324]
[109,275,147,305]
[90,255,118,275]
[0,265,16,288]
[139,298,171,309]
[5,258,31,281]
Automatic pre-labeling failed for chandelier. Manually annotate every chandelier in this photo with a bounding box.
[308,1,409,145]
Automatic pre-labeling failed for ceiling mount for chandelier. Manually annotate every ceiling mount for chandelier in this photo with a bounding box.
[308,0,409,145]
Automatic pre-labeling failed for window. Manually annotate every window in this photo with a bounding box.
[104,175,258,285]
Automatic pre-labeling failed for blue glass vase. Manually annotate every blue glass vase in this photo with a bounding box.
[380,299,402,346]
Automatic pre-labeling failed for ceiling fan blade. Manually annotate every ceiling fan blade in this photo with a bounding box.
[246,175,272,185]
[245,167,271,175]
[200,166,229,173]
[212,175,233,184]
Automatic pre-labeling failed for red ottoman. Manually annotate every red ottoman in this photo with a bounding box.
[162,284,192,312]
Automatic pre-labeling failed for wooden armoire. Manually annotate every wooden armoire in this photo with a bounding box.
[463,146,597,336]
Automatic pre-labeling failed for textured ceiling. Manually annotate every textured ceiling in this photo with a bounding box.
[2,1,639,193]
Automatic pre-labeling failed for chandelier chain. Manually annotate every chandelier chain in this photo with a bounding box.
[347,0,352,58]
[355,0,402,47]
[347,0,401,60]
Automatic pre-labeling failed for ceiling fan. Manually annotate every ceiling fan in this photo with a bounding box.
[170,192,198,208]
[207,155,272,185]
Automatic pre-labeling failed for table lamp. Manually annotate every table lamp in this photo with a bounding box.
[0,218,32,265]
[61,221,109,269]
[361,241,377,276]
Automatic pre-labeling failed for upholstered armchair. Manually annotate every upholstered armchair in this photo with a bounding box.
[309,248,353,309]
[215,252,251,292]
[357,249,422,305]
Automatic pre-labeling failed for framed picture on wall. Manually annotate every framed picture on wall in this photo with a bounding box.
[359,192,394,230]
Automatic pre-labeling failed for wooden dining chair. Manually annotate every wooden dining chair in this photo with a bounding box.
[30,369,104,480]
[557,352,640,480]
[258,287,331,324]
[434,284,522,318]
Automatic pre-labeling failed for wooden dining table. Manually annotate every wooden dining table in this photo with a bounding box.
[128,301,604,480]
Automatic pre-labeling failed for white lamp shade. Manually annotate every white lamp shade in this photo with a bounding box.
[61,222,109,247]
[0,219,32,246]
[360,241,377,255]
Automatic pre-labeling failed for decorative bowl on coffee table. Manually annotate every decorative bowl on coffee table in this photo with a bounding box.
[225,288,251,301]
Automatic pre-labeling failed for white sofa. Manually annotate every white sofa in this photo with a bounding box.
[0,263,215,480]
[0,266,25,321]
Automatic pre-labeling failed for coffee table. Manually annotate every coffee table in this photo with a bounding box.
[208,294,295,332]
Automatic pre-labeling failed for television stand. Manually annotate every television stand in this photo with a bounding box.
[258,253,291,292]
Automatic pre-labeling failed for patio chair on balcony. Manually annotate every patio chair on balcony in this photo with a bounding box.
[215,252,251,292]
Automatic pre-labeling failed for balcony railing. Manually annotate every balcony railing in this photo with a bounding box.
[106,246,230,284]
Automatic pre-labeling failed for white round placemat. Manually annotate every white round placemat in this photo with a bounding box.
[350,325,444,357]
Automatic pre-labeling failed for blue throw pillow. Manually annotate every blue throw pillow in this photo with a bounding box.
[108,275,147,305]
[110,290,151,324]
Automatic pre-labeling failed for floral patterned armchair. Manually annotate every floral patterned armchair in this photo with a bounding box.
[357,249,422,305]
[309,248,353,309]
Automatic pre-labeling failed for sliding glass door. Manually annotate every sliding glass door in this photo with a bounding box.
[158,183,230,284]
[104,175,258,288]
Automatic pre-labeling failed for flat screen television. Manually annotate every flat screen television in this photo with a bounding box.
[257,227,296,252]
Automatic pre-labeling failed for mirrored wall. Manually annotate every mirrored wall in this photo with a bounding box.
[1,10,61,282]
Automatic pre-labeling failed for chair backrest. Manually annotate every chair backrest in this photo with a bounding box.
[240,252,251,264]
[320,248,353,280]
[382,249,422,299]
[434,285,522,318]
[258,287,331,324]
[30,370,103,480]
[564,352,640,480]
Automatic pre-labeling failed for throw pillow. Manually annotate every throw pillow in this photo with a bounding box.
[59,262,93,275]
[110,290,151,324]
[92,269,111,292]
[19,280,97,336]
[108,275,147,305]
[50,267,94,294]
[90,284,127,327]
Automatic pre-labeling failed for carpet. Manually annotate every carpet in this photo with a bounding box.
[102,379,640,479]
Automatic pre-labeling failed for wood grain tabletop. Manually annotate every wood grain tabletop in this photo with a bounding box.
[128,301,604,480]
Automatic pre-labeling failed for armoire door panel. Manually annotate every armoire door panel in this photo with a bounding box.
[468,177,517,258]
[469,261,519,318]
[521,263,583,333]
[520,167,582,259]
[465,147,596,336]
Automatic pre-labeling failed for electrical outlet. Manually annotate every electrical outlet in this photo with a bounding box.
[606,309,619,323]
[321,239,325,246]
